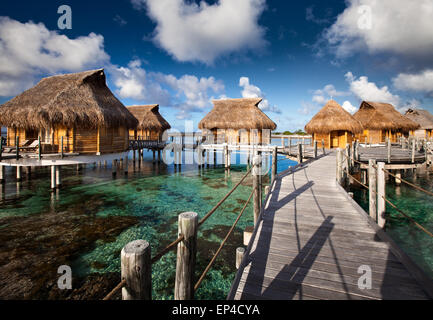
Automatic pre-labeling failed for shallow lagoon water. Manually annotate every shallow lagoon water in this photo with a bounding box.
[350,171,433,280]
[0,148,296,299]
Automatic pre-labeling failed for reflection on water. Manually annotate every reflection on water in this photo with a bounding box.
[0,148,296,299]
[350,170,433,279]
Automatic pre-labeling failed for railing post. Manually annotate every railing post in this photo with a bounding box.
[16,135,19,160]
[412,140,416,163]
[253,155,261,226]
[368,159,377,221]
[387,138,391,163]
[38,136,41,160]
[271,146,277,184]
[377,162,386,228]
[175,212,198,300]
[236,247,245,270]
[121,240,152,300]
[336,148,343,185]
[61,136,64,159]
[314,140,318,158]
[297,143,302,164]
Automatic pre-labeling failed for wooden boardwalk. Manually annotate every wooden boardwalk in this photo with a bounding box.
[229,153,432,300]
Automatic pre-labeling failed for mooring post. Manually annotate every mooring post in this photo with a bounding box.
[236,247,245,270]
[16,136,19,160]
[224,144,228,169]
[271,146,277,184]
[175,212,198,300]
[314,140,318,159]
[377,162,386,228]
[297,143,303,164]
[121,240,152,300]
[51,165,56,189]
[124,155,129,175]
[345,144,351,178]
[55,166,61,188]
[368,159,377,221]
[253,155,261,226]
[0,137,3,162]
[395,169,402,185]
[321,139,325,155]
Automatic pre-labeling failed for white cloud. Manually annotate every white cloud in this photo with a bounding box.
[239,77,281,114]
[0,17,109,96]
[312,84,348,105]
[393,69,433,94]
[160,73,225,118]
[109,60,171,104]
[323,0,433,60]
[132,0,267,64]
[109,59,224,119]
[298,101,318,115]
[342,100,357,114]
[345,72,400,106]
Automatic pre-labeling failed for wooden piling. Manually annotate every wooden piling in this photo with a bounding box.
[175,212,198,300]
[61,136,64,159]
[112,160,117,177]
[0,165,4,184]
[16,166,22,182]
[271,146,277,184]
[121,240,152,300]
[253,155,261,226]
[236,247,245,270]
[377,162,386,228]
[412,140,416,163]
[16,136,19,160]
[387,139,391,163]
[51,165,56,189]
[368,159,377,221]
[395,170,402,185]
[322,139,325,155]
[124,156,129,175]
[55,166,61,188]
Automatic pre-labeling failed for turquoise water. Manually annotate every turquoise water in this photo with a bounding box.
[349,171,433,279]
[0,148,296,299]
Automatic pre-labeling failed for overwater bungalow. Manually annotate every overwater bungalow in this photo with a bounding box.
[198,98,277,145]
[305,100,363,149]
[126,105,171,142]
[353,101,419,144]
[404,108,433,139]
[0,69,137,154]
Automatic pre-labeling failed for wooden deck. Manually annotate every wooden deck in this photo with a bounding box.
[229,153,432,300]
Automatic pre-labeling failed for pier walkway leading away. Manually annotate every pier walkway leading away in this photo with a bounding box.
[229,152,432,300]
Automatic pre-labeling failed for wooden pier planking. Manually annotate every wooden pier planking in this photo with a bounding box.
[229,153,432,300]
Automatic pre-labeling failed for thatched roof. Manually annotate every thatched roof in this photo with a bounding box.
[0,69,138,129]
[404,108,433,130]
[353,101,419,131]
[126,105,171,131]
[198,98,277,130]
[304,100,363,134]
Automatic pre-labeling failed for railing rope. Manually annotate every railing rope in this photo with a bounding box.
[194,189,254,293]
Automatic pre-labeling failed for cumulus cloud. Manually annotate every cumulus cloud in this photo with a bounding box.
[0,17,109,96]
[306,6,332,25]
[312,84,348,105]
[393,69,433,94]
[322,0,433,62]
[109,59,224,119]
[132,0,267,64]
[239,77,281,114]
[345,72,400,106]
[108,60,171,104]
[342,100,357,114]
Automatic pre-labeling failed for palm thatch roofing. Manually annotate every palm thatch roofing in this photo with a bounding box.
[353,101,419,131]
[126,105,171,131]
[0,69,138,129]
[404,108,433,130]
[198,98,277,130]
[304,100,363,134]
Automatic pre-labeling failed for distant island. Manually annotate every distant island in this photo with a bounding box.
[273,130,308,136]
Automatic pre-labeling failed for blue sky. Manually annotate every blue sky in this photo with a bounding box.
[1,0,433,131]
